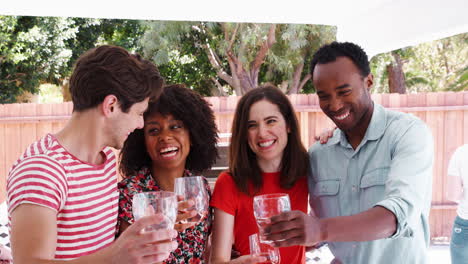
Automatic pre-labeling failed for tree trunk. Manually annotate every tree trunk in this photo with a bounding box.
[387,53,406,94]
[210,77,227,96]
[288,62,303,94]
[226,24,276,95]
[61,77,72,101]
[288,61,311,94]
[278,81,289,93]
[203,23,276,96]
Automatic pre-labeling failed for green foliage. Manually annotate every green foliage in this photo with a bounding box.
[2,15,463,101]
[266,24,336,93]
[370,53,392,93]
[65,18,147,75]
[371,33,467,93]
[140,21,335,95]
[140,21,225,96]
[447,66,468,91]
[0,16,147,103]
[0,16,76,103]
[37,83,63,103]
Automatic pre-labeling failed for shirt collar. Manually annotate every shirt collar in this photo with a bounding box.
[327,103,386,146]
[143,167,193,178]
[364,103,386,141]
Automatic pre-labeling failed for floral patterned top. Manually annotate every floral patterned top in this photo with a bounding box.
[118,167,213,264]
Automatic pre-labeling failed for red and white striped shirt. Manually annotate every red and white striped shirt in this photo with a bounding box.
[7,134,119,260]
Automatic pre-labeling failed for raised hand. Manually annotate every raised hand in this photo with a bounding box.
[174,196,197,231]
[314,126,337,144]
[108,214,178,264]
[263,210,322,248]
[228,255,267,264]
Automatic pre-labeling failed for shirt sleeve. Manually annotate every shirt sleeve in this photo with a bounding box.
[375,119,434,239]
[7,155,67,214]
[447,147,462,177]
[209,172,238,216]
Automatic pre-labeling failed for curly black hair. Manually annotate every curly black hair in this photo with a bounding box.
[119,84,219,177]
[310,41,370,80]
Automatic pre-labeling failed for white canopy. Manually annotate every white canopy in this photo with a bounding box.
[1,0,467,57]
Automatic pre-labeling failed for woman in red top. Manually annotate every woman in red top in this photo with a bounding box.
[210,84,310,264]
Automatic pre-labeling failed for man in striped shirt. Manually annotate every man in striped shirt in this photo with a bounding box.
[7,45,178,263]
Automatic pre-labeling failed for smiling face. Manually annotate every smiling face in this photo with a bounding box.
[110,98,148,150]
[247,99,289,171]
[144,113,191,171]
[313,56,374,138]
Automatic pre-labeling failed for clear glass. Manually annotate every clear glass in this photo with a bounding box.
[249,233,280,264]
[174,176,209,223]
[132,191,178,231]
[253,193,291,244]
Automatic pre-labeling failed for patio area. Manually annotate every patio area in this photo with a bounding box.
[306,244,451,264]
[0,200,453,263]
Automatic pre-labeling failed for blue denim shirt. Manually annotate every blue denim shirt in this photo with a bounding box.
[308,104,433,264]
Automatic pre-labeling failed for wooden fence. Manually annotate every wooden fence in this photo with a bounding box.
[1,91,467,243]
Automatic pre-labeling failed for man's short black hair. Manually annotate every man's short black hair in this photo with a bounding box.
[310,41,370,80]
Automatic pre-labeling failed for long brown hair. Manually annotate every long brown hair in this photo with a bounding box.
[229,84,309,195]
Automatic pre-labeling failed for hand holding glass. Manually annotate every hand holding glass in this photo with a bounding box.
[132,191,178,232]
[253,193,291,244]
[249,233,280,264]
[174,176,209,223]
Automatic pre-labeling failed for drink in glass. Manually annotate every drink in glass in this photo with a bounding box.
[249,233,280,264]
[174,176,209,223]
[253,193,291,244]
[132,191,178,232]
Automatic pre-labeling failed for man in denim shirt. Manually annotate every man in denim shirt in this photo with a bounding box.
[265,42,433,263]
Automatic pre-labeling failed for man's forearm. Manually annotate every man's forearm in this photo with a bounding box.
[320,206,397,242]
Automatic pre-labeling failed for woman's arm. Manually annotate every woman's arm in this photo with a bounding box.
[210,209,265,264]
[446,174,463,203]
[210,209,235,264]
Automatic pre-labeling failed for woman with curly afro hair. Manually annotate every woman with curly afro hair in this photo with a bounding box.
[118,84,219,263]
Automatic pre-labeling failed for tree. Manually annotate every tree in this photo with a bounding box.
[0,16,80,103]
[0,15,148,103]
[140,21,335,95]
[266,24,335,94]
[139,21,221,96]
[386,51,407,94]
[62,18,147,100]
[371,33,467,93]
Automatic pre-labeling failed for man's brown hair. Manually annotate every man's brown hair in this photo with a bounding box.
[69,45,164,112]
